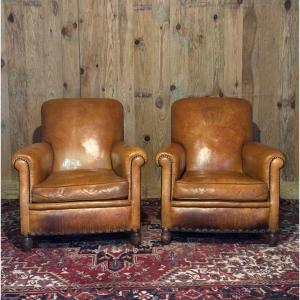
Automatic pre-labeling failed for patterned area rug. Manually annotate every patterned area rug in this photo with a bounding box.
[1,199,299,299]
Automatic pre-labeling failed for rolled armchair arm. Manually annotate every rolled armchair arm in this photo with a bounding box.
[156,143,186,181]
[111,142,147,180]
[12,142,54,188]
[111,142,147,230]
[243,142,285,232]
[12,142,53,235]
[156,143,186,229]
[242,142,285,187]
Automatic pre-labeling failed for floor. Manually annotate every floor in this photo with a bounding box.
[1,199,299,299]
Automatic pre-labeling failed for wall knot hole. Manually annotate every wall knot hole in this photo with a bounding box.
[8,13,14,23]
[170,85,176,91]
[144,134,151,142]
[284,0,291,11]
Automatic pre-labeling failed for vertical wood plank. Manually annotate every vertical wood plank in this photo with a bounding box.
[242,0,257,102]
[79,0,135,142]
[43,0,63,100]
[78,0,101,97]
[116,0,135,144]
[169,0,188,101]
[3,0,28,180]
[1,2,12,183]
[22,0,47,143]
[185,0,218,96]
[242,0,280,149]
[223,1,243,97]
[61,0,80,97]
[277,0,298,181]
[133,0,156,197]
[79,0,120,99]
[151,0,170,197]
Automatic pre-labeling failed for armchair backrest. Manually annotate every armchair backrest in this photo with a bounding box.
[42,98,123,172]
[171,97,253,172]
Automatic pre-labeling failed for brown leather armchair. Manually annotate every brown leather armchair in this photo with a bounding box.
[156,97,285,246]
[12,98,147,250]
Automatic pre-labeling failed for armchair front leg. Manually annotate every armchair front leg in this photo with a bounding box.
[111,142,147,246]
[156,143,186,244]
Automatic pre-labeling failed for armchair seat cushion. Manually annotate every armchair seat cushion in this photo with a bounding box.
[32,169,128,203]
[173,171,268,201]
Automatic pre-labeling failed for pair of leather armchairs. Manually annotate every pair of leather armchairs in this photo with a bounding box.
[13,98,285,251]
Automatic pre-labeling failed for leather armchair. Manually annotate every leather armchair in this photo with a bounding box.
[12,98,147,250]
[156,97,285,245]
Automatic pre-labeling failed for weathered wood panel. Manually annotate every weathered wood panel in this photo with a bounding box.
[79,0,135,142]
[61,0,81,97]
[133,0,157,197]
[277,0,299,181]
[3,0,28,181]
[1,0,80,186]
[1,0,298,199]
[151,0,171,196]
[1,3,12,183]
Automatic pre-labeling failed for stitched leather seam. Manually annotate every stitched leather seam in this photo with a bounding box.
[14,157,31,203]
[158,153,175,164]
[33,181,128,189]
[175,182,267,186]
[32,198,129,203]
[30,204,131,209]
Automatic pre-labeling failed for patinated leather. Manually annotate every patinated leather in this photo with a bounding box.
[29,207,132,235]
[173,171,268,201]
[155,143,186,229]
[157,97,285,234]
[112,141,147,181]
[29,200,130,210]
[242,142,286,187]
[155,143,186,188]
[111,141,147,230]
[171,98,252,172]
[172,200,270,208]
[13,143,53,190]
[32,169,128,202]
[170,207,269,230]
[42,99,123,171]
[12,98,146,238]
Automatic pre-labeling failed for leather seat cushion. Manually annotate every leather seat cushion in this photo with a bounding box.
[32,169,128,202]
[173,171,268,201]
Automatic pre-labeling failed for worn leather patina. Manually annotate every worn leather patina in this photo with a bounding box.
[156,97,285,245]
[13,98,147,249]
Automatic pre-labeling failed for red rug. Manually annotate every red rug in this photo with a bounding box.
[1,199,298,299]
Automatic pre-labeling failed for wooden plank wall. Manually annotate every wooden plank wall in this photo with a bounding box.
[2,0,298,199]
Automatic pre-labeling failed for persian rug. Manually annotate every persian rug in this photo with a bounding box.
[1,199,299,299]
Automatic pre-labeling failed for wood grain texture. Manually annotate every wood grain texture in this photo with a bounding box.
[1,3,12,182]
[277,0,299,181]
[61,0,80,97]
[1,0,298,198]
[3,0,28,181]
[133,0,156,197]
